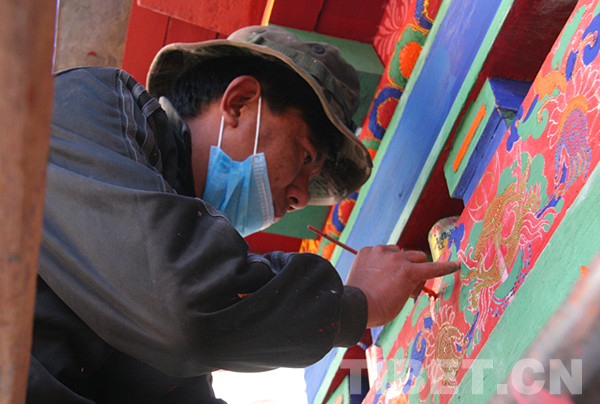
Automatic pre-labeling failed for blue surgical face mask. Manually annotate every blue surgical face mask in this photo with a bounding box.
[202,97,275,237]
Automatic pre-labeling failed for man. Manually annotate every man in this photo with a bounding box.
[29,26,459,402]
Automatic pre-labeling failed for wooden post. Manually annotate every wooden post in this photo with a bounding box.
[0,1,56,403]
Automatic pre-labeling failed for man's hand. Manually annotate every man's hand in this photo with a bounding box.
[345,245,460,328]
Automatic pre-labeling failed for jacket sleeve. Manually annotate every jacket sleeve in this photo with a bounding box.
[39,67,367,377]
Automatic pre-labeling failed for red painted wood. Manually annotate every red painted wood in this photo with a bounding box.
[137,0,269,35]
[122,1,169,84]
[245,232,303,254]
[165,18,218,44]
[315,0,388,43]
[482,0,578,83]
[269,0,325,32]
[123,3,220,87]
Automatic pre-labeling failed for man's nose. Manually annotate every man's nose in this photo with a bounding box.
[286,170,310,211]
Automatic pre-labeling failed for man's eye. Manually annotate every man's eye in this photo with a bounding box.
[304,151,313,164]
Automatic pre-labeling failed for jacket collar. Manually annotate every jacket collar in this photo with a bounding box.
[158,96,196,197]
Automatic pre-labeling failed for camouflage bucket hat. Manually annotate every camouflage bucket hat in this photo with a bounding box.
[147,25,372,205]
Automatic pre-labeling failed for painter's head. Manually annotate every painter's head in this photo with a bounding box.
[148,25,372,207]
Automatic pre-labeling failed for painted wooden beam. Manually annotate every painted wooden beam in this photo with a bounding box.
[314,0,388,43]
[333,0,516,279]
[0,0,55,401]
[306,348,347,404]
[270,0,325,32]
[360,0,600,399]
[397,0,577,272]
[137,0,271,36]
[444,78,530,202]
[122,2,219,85]
[304,0,455,399]
[331,0,578,272]
[306,0,579,401]
[122,2,170,84]
[394,0,577,259]
[324,376,351,404]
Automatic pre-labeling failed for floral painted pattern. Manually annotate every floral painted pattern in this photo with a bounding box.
[364,1,600,402]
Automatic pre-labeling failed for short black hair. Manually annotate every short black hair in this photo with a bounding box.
[166,55,341,158]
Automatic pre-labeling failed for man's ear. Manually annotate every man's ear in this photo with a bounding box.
[220,76,261,128]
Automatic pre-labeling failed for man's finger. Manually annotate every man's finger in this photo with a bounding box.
[403,250,428,262]
[412,260,461,280]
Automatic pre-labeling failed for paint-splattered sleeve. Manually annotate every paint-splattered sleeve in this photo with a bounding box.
[41,169,367,375]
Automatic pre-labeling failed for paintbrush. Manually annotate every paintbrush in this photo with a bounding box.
[307,225,439,300]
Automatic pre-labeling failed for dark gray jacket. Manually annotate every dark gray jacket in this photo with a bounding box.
[28,67,367,403]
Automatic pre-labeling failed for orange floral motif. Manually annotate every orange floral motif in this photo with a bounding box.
[425,306,468,388]
[398,41,423,78]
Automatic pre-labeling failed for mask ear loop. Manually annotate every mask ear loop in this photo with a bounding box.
[217,115,225,149]
[253,96,262,155]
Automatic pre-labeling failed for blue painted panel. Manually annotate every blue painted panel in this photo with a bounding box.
[457,79,529,202]
[304,348,341,404]
[461,115,506,201]
[335,0,505,279]
[459,112,506,201]
[489,78,531,111]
